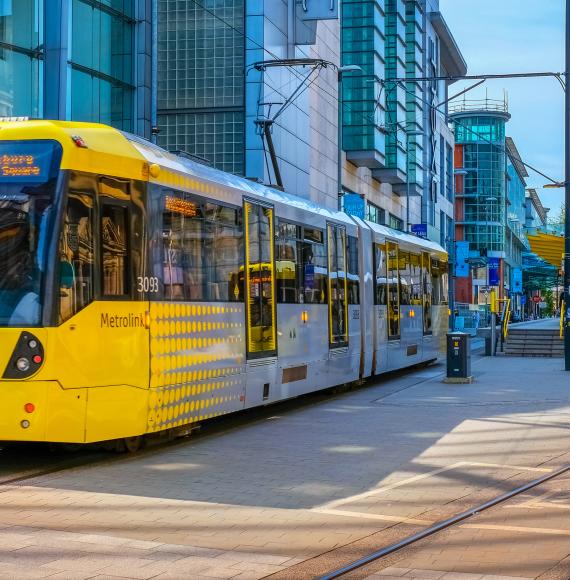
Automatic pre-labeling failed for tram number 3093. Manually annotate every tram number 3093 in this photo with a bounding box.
[137,276,160,294]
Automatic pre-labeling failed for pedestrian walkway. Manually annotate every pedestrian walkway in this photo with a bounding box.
[513,318,560,330]
[0,355,568,579]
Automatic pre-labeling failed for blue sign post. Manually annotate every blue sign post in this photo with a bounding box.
[455,241,470,278]
[512,268,523,293]
[488,258,500,287]
[411,224,428,239]
[343,193,365,220]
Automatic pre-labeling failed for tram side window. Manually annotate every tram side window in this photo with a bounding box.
[347,235,360,305]
[374,243,387,305]
[275,220,299,304]
[302,227,327,304]
[327,224,348,346]
[422,253,433,334]
[431,259,449,305]
[59,192,95,323]
[410,253,422,305]
[101,205,129,296]
[161,192,243,302]
[398,251,411,306]
[387,242,400,339]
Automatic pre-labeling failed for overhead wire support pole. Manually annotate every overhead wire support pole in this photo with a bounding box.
[564,0,570,371]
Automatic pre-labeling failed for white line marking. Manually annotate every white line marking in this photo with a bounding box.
[466,462,553,473]
[317,462,553,510]
[318,463,466,510]
[461,523,570,536]
[312,508,433,526]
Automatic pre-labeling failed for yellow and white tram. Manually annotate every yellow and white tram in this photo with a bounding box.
[0,120,449,447]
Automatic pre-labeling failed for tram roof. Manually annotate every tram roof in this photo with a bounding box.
[0,119,149,180]
[125,131,357,228]
[0,119,447,256]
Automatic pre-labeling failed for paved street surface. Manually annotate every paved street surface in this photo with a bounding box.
[0,354,569,579]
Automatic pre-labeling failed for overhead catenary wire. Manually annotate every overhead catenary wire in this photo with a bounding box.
[187,0,561,186]
[388,79,562,185]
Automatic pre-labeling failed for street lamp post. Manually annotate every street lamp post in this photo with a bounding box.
[337,65,362,211]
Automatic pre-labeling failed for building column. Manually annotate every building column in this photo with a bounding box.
[44,0,68,120]
[135,0,153,140]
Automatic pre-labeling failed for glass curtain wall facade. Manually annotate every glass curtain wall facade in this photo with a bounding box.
[405,0,424,192]
[0,0,43,117]
[157,0,245,174]
[0,0,148,135]
[453,113,508,253]
[70,0,135,130]
[383,0,406,179]
[341,0,386,165]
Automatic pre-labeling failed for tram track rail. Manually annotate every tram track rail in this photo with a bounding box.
[319,462,570,580]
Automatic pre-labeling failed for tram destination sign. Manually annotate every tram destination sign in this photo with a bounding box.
[0,141,55,183]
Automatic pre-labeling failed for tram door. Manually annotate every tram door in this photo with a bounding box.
[327,223,348,348]
[244,200,277,359]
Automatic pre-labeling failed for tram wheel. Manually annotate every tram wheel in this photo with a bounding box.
[117,436,144,453]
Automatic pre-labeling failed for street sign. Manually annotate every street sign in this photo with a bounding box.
[411,223,428,239]
[521,295,526,305]
[455,241,470,278]
[512,268,523,293]
[343,193,365,220]
[488,258,500,286]
[532,295,541,303]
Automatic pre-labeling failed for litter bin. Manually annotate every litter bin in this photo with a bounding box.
[445,332,472,383]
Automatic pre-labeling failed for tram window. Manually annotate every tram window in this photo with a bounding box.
[387,242,400,339]
[347,235,360,305]
[162,192,243,302]
[431,259,449,305]
[162,208,185,300]
[398,251,411,306]
[410,253,422,305]
[58,192,95,323]
[245,202,276,356]
[101,205,129,296]
[422,253,433,334]
[302,227,327,304]
[327,224,348,346]
[275,220,299,304]
[374,243,387,305]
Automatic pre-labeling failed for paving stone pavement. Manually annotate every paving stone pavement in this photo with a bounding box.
[0,356,568,579]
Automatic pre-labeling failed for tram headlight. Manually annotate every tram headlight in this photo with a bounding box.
[16,357,31,372]
[2,332,45,379]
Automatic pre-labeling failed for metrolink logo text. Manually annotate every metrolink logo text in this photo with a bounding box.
[101,313,145,328]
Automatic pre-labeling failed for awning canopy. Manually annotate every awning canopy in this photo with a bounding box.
[526,231,564,269]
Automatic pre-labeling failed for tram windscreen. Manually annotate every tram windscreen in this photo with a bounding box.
[0,141,62,326]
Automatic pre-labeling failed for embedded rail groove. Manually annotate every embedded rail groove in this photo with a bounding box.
[320,463,570,580]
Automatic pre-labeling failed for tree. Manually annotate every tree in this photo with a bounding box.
[543,288,555,317]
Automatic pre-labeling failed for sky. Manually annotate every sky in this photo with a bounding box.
[439,0,566,218]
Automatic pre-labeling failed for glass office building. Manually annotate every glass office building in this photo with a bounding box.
[156,0,245,174]
[0,0,152,137]
[452,109,510,254]
[452,101,531,307]
[0,0,43,118]
[69,0,135,130]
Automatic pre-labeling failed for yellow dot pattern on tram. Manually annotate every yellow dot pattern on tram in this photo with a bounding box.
[147,302,246,433]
